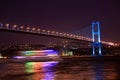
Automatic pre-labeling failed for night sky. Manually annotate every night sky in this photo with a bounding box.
[0,0,120,43]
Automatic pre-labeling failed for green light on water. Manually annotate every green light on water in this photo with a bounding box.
[25,62,34,73]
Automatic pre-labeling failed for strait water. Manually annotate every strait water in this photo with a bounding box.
[0,60,120,80]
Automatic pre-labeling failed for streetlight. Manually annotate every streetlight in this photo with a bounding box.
[13,25,17,30]
[32,27,36,32]
[5,24,9,29]
[52,31,55,34]
[20,26,24,30]
[42,29,46,32]
[37,29,41,32]
[26,27,30,32]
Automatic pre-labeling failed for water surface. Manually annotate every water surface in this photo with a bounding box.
[0,60,120,80]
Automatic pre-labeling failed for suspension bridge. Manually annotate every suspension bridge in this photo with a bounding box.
[0,21,116,55]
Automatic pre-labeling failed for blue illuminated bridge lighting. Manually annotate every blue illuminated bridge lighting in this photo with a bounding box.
[92,21,101,55]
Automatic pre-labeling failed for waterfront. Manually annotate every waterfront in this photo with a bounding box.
[0,59,120,80]
[0,0,120,79]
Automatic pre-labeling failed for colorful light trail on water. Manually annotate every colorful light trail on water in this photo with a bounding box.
[25,61,59,80]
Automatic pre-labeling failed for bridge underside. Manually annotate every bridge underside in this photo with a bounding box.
[0,29,92,48]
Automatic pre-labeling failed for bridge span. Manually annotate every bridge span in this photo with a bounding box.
[0,23,115,46]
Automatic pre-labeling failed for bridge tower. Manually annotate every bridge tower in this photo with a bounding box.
[92,21,102,55]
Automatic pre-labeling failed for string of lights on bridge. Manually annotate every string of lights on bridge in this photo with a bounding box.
[0,23,117,46]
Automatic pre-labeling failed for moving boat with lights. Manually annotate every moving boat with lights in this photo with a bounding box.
[11,49,62,62]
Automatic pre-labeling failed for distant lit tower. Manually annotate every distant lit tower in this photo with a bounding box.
[92,21,102,55]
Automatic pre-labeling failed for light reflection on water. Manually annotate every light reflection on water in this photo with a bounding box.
[0,60,120,80]
[25,61,58,80]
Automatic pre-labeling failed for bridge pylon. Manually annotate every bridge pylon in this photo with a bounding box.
[92,21,102,56]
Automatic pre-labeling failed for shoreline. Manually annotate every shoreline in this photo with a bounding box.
[61,55,120,61]
[0,55,120,63]
[0,56,62,63]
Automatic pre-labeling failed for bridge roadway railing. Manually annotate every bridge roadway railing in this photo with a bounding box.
[0,23,92,42]
[0,23,115,46]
